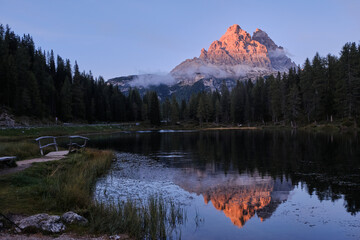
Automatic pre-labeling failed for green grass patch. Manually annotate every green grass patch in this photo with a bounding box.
[0,124,129,140]
[0,141,40,160]
[0,149,112,214]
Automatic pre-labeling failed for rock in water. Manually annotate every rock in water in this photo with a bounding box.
[61,211,88,225]
[17,213,65,233]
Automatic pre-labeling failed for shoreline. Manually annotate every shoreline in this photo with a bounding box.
[0,148,184,240]
[0,121,358,139]
[0,149,133,239]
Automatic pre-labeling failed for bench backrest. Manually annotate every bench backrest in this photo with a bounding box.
[68,135,89,152]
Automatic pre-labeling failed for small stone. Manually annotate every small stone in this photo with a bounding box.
[109,235,122,240]
[61,211,88,225]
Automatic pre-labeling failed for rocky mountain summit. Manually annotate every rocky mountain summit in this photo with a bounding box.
[171,24,296,85]
[108,24,296,98]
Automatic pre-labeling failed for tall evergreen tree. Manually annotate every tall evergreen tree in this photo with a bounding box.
[149,92,160,125]
[220,81,230,122]
[60,77,72,121]
[269,75,282,122]
[300,58,314,122]
[170,96,180,123]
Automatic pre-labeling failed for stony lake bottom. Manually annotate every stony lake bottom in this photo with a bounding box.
[76,130,360,240]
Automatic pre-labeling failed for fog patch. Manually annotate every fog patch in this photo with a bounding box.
[129,74,176,87]
[172,61,270,79]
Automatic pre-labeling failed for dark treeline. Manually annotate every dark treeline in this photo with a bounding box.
[0,24,161,123]
[179,44,360,126]
[1,24,360,126]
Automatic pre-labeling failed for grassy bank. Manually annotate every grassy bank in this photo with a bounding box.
[0,149,184,239]
[0,149,113,214]
[1,118,358,141]
[0,124,132,140]
[0,141,40,160]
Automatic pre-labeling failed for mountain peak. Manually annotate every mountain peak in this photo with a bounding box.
[227,24,242,32]
[220,24,251,43]
[171,24,296,83]
[253,29,276,50]
[197,25,269,68]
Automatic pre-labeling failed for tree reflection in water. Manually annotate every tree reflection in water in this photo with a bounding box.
[89,130,360,216]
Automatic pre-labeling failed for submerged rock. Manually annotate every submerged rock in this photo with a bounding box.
[17,213,65,233]
[61,211,88,225]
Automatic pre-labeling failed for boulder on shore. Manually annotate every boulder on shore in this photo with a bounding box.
[61,211,88,226]
[17,213,66,233]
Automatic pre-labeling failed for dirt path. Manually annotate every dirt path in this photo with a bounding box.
[0,151,68,176]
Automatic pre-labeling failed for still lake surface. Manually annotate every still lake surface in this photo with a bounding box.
[88,130,360,239]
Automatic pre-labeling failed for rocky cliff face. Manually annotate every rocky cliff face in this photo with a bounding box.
[171,24,296,86]
[252,28,296,72]
[200,24,270,67]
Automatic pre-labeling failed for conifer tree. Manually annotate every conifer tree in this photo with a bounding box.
[197,96,206,125]
[220,81,230,122]
[170,96,180,123]
[60,77,72,121]
[300,58,314,122]
[162,98,171,123]
[149,92,160,125]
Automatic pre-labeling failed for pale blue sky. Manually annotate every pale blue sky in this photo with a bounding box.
[1,0,359,80]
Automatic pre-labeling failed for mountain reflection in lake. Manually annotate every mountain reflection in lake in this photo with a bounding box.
[91,130,360,240]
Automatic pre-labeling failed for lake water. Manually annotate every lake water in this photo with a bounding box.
[89,130,360,240]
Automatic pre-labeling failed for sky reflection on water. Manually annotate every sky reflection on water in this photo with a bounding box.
[92,130,360,239]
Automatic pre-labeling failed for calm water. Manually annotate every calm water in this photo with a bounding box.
[89,130,360,240]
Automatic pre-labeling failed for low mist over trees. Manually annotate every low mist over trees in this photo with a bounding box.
[0,24,360,126]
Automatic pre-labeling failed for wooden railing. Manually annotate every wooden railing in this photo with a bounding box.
[35,136,58,155]
[35,135,89,155]
[68,136,89,152]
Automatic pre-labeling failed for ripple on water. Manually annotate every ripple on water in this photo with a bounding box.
[94,152,196,206]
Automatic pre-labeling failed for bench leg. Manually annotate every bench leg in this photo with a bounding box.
[54,138,59,151]
[69,139,72,153]
[38,140,44,156]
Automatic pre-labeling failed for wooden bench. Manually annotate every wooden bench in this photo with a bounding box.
[35,136,58,156]
[0,156,17,168]
[68,136,89,153]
